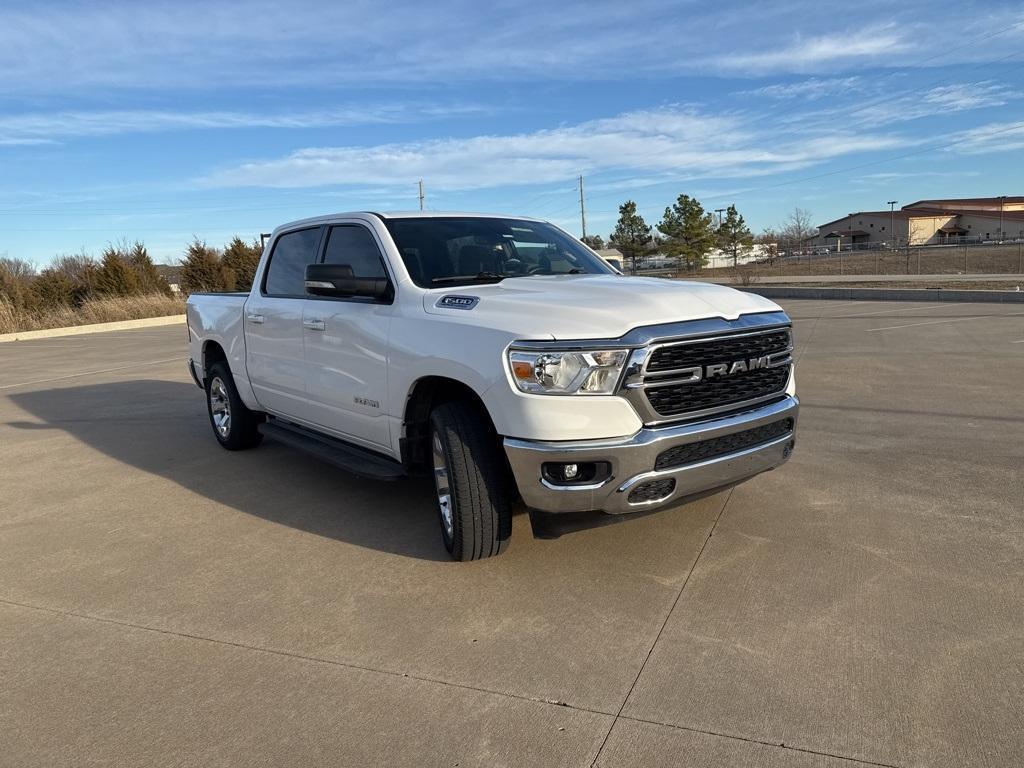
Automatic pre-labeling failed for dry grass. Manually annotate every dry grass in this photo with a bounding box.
[0,293,185,335]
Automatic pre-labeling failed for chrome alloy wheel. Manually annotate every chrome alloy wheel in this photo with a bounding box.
[209,376,232,438]
[432,432,453,539]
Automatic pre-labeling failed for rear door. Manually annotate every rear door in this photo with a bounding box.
[244,226,323,419]
[302,222,394,450]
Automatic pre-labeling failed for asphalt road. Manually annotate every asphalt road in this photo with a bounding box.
[1,299,1022,768]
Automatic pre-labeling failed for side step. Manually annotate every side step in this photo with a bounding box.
[258,418,406,481]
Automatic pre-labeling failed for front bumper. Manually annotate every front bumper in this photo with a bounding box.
[504,396,798,515]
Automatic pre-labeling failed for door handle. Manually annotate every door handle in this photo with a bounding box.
[303,319,326,331]
[246,313,265,324]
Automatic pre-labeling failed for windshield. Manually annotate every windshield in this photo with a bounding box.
[382,216,615,288]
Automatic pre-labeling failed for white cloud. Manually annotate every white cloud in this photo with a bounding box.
[200,107,912,191]
[0,105,485,144]
[746,77,862,100]
[849,82,1022,125]
[949,120,1024,154]
[716,28,913,74]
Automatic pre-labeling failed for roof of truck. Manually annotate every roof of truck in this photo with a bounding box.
[272,210,545,233]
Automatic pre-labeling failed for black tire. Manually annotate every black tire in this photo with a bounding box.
[429,401,513,561]
[205,360,263,451]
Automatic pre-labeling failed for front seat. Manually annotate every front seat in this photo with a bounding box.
[458,245,499,275]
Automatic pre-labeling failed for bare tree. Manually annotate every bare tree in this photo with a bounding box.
[780,207,816,256]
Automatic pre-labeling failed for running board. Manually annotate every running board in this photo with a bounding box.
[258,419,405,481]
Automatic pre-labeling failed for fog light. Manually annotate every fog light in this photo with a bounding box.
[541,461,611,486]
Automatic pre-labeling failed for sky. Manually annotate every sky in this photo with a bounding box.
[2,0,1023,265]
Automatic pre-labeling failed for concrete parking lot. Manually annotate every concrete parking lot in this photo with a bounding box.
[1,299,1022,768]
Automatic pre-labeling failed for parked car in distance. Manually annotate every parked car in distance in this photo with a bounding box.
[187,212,798,560]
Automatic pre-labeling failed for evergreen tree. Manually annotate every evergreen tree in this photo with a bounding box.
[657,194,716,270]
[608,201,652,272]
[126,241,171,295]
[580,234,605,250]
[220,236,263,291]
[96,247,140,296]
[180,240,230,293]
[717,204,753,267]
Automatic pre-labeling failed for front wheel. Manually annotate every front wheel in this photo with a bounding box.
[205,361,263,450]
[430,402,513,561]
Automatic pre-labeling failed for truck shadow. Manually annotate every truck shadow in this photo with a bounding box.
[8,379,484,562]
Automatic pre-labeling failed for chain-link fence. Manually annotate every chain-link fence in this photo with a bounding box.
[632,241,1024,278]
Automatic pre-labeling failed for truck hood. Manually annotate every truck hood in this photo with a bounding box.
[422,274,783,340]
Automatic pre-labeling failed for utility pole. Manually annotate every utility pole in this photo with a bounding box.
[578,175,587,239]
[715,208,727,228]
[887,201,898,251]
[418,179,425,211]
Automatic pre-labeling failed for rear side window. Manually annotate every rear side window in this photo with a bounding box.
[322,225,387,279]
[264,227,322,296]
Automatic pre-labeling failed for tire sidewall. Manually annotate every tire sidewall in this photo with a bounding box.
[206,362,240,448]
[429,415,459,555]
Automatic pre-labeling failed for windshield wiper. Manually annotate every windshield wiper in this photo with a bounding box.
[431,271,507,285]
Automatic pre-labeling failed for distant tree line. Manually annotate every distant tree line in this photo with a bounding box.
[586,195,816,272]
[0,235,264,319]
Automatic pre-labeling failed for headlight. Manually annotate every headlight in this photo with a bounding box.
[507,348,629,395]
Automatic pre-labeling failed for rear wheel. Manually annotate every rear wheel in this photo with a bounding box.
[205,361,263,450]
[430,402,512,561]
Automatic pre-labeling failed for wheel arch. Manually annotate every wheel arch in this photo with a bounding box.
[400,376,498,475]
[201,339,228,383]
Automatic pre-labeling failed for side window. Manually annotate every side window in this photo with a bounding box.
[264,227,321,296]
[322,225,387,279]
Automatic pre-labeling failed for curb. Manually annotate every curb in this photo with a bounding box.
[0,314,186,343]
[738,287,1024,303]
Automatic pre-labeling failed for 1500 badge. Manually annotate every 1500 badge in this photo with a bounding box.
[437,295,479,310]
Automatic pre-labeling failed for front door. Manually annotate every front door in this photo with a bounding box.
[245,226,323,420]
[303,223,393,451]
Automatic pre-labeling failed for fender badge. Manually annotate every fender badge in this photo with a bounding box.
[437,295,479,310]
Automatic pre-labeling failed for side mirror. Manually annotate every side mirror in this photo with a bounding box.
[305,263,391,301]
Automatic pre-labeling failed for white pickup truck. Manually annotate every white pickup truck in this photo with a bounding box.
[187,212,797,560]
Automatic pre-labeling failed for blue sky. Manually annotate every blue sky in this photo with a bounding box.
[2,0,1023,265]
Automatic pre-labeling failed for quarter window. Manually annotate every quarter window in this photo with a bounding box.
[264,227,322,296]
[323,225,387,278]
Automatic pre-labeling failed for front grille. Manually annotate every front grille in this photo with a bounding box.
[647,330,790,373]
[654,418,794,471]
[627,478,676,504]
[645,365,790,417]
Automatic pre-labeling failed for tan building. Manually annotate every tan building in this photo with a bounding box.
[815,196,1024,249]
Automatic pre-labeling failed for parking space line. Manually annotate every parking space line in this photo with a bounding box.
[0,357,180,391]
[589,489,734,767]
[829,302,965,318]
[867,312,1024,332]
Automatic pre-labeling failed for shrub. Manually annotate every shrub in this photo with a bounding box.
[221,236,262,291]
[180,239,231,293]
[32,268,78,307]
[96,247,141,296]
[125,241,172,296]
[50,254,101,305]
[0,257,39,313]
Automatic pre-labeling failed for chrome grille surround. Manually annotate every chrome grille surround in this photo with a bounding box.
[619,312,793,425]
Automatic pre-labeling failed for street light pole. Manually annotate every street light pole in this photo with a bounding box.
[999,195,1006,242]
[887,201,898,250]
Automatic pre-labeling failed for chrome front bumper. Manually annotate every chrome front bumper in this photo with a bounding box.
[503,396,798,515]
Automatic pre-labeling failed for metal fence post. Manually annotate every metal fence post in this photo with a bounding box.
[1019,242,1022,274]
